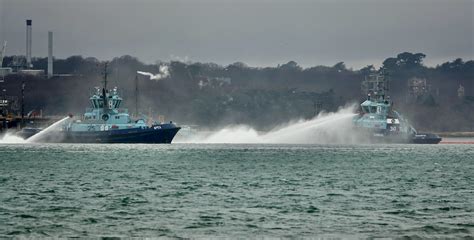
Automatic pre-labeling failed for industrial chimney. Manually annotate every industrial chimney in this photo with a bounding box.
[48,31,53,78]
[26,19,32,69]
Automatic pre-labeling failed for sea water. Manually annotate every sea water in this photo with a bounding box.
[0,143,472,238]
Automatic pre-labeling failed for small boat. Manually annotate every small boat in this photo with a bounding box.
[24,65,180,143]
[353,73,441,144]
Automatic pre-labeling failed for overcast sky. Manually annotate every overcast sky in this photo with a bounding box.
[0,0,473,69]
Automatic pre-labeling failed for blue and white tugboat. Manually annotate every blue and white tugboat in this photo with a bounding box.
[353,73,441,144]
[23,65,180,143]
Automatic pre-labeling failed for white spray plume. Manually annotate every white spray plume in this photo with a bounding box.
[0,116,70,144]
[175,104,370,144]
[137,65,170,81]
[26,117,71,143]
[0,133,26,144]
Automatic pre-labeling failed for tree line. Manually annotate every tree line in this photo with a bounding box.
[2,52,473,131]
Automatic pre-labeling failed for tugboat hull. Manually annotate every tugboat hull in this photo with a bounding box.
[412,133,442,144]
[355,128,442,144]
[355,128,413,144]
[23,126,181,144]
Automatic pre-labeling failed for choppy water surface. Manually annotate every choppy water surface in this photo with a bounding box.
[0,143,472,238]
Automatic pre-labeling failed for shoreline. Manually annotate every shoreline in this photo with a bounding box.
[436,132,474,138]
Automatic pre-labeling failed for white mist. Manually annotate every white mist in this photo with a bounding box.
[177,105,362,144]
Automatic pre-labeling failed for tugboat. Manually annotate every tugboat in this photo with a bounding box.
[22,64,180,143]
[353,72,441,144]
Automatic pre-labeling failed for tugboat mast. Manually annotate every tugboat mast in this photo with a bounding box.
[363,70,389,102]
[103,62,108,91]
[102,62,109,115]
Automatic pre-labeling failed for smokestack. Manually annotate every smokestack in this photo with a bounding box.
[48,31,53,78]
[26,19,32,69]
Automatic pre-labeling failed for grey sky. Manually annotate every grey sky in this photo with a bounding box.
[0,0,473,69]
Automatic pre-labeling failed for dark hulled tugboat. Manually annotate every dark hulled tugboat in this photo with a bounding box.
[353,73,441,144]
[22,65,180,143]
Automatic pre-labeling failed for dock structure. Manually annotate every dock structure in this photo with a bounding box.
[0,116,54,133]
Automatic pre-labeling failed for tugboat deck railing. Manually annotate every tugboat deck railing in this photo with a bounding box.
[85,108,129,114]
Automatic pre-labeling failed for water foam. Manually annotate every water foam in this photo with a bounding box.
[0,133,27,144]
[178,105,362,144]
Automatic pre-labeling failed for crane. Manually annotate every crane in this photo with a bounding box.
[0,41,6,68]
